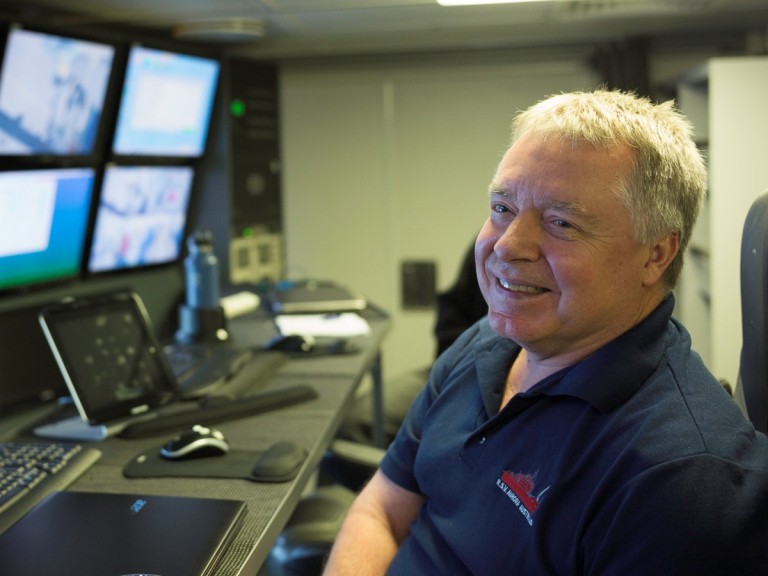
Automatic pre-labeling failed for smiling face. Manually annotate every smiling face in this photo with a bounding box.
[475,133,677,365]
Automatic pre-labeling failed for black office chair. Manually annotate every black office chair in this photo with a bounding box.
[264,244,485,575]
[262,440,384,576]
[736,189,768,434]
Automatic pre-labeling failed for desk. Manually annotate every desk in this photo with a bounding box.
[7,306,390,576]
[227,304,389,448]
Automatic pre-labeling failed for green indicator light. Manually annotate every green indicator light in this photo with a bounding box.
[230,99,246,117]
[242,227,254,238]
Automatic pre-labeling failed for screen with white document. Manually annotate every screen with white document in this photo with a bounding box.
[0,167,95,292]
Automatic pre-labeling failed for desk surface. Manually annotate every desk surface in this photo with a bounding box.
[5,306,390,576]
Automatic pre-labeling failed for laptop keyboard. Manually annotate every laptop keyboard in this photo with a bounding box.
[0,441,101,535]
[164,342,255,396]
[165,342,288,398]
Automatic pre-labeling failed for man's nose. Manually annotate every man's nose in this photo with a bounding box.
[494,214,540,262]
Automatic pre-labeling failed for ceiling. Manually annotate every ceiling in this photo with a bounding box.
[1,0,768,60]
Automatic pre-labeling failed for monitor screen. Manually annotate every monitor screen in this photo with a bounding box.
[87,164,195,273]
[0,167,96,291]
[0,27,115,156]
[111,46,220,158]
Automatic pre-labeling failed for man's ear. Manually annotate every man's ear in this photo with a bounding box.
[642,232,679,287]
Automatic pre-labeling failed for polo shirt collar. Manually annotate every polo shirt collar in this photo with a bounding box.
[475,295,675,415]
[542,295,675,413]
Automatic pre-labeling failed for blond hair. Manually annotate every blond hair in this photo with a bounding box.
[512,89,707,288]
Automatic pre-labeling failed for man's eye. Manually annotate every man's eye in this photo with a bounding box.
[552,219,572,228]
[491,203,508,213]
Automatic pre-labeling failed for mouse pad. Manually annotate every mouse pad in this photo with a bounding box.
[124,442,308,483]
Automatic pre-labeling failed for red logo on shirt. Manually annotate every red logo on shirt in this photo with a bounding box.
[496,469,550,526]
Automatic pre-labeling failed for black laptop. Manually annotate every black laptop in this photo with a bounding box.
[266,280,368,314]
[38,290,191,426]
[0,490,246,576]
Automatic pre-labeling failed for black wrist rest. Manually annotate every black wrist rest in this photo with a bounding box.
[119,385,318,439]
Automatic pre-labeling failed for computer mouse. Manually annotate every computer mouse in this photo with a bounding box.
[160,424,230,460]
[263,333,315,353]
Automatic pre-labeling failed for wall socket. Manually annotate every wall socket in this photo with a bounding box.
[401,260,437,309]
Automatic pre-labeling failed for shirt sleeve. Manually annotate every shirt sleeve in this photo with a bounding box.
[582,453,768,575]
[379,322,484,494]
[378,368,436,494]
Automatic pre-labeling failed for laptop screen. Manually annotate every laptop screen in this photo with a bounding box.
[38,291,179,423]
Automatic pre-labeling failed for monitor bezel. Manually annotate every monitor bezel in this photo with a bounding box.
[84,161,197,278]
[109,43,221,161]
[0,165,98,296]
[0,22,120,165]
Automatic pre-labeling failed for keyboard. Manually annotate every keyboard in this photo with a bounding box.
[0,441,101,535]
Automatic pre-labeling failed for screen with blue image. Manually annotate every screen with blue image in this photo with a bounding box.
[0,27,115,156]
[87,164,194,273]
[0,168,95,291]
[112,45,220,158]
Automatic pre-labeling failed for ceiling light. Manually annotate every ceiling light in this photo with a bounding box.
[436,0,551,5]
[172,18,266,43]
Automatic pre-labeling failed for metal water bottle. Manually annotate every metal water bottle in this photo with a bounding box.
[184,230,220,310]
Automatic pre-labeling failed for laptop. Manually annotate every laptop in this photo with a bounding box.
[266,280,367,314]
[35,290,248,440]
[38,291,184,425]
[0,490,246,576]
[31,291,187,440]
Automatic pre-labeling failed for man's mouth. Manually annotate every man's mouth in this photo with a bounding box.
[498,278,548,294]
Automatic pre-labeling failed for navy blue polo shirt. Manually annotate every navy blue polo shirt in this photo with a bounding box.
[380,296,768,575]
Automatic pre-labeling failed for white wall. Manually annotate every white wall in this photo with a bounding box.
[709,56,768,387]
[279,50,599,379]
[675,78,711,368]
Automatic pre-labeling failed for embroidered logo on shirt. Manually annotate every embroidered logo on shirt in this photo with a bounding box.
[496,470,550,526]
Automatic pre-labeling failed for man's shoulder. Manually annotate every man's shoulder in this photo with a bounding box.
[624,328,763,465]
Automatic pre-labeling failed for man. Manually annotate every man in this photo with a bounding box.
[323,89,768,575]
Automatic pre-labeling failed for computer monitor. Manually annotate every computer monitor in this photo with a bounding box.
[87,164,195,274]
[111,45,220,158]
[0,26,115,156]
[0,167,96,292]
